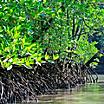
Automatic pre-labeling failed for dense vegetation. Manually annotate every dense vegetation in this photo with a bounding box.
[0,0,104,103]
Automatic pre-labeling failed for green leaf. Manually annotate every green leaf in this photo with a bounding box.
[45,54,50,60]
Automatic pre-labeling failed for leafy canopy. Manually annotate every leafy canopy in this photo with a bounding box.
[0,0,104,69]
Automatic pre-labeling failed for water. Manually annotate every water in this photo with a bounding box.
[20,75,104,104]
[37,83,104,104]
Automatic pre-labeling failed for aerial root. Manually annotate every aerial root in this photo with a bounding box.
[0,60,96,103]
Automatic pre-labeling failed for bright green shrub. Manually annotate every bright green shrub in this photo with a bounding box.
[0,0,104,69]
[75,35,98,64]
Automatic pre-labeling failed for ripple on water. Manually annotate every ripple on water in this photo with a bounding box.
[37,82,104,104]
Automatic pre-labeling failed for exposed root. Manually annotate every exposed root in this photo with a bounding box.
[0,60,96,103]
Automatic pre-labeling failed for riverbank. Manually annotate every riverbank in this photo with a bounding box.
[20,75,104,104]
[37,76,104,104]
[0,60,94,104]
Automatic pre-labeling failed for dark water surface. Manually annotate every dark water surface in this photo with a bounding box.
[20,75,104,104]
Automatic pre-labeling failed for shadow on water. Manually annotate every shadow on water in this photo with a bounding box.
[38,84,104,104]
[19,75,104,104]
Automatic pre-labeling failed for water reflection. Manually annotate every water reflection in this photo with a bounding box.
[37,83,104,104]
